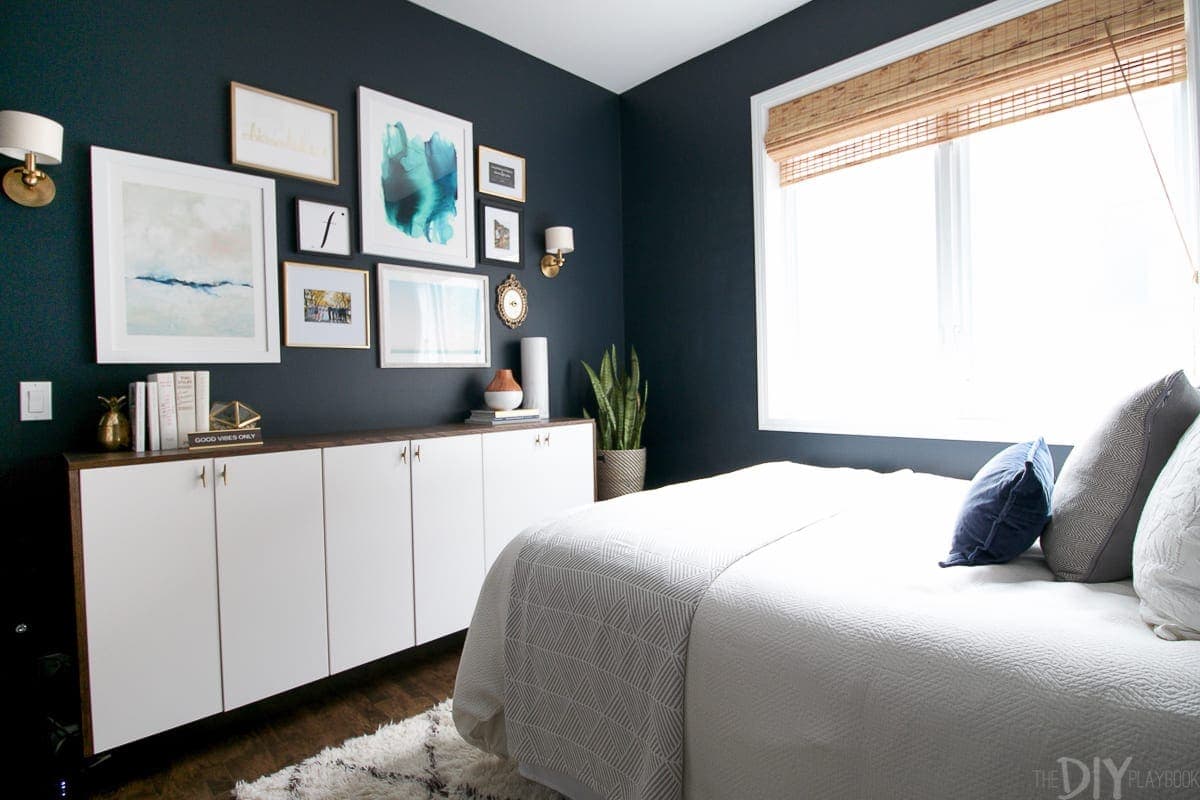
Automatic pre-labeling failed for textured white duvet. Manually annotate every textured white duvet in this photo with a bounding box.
[455,464,1200,800]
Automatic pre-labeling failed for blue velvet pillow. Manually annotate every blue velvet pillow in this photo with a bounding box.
[940,438,1054,568]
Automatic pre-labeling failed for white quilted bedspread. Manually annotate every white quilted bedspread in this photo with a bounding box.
[455,463,1200,800]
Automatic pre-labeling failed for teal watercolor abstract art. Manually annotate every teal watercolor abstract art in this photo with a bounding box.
[381,122,459,244]
[358,87,476,268]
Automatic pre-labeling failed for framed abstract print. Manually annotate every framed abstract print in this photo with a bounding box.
[377,263,489,368]
[90,146,280,364]
[358,87,475,268]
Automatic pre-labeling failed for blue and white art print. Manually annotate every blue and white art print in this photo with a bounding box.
[91,147,279,363]
[377,263,489,368]
[358,87,476,268]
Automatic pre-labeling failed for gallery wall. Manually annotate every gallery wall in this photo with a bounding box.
[620,0,1074,488]
[0,0,623,668]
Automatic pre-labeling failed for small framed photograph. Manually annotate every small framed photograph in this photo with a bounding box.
[296,199,352,256]
[377,263,489,368]
[230,82,338,185]
[283,262,370,349]
[358,86,475,267]
[478,201,523,267]
[477,145,525,203]
[91,146,280,364]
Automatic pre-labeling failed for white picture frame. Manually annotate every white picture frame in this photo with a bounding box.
[91,146,280,364]
[377,263,489,368]
[358,86,475,268]
[296,199,352,256]
[283,262,370,349]
[231,82,339,184]
[477,145,526,203]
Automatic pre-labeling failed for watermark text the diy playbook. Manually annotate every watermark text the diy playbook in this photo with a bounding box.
[1033,757,1200,799]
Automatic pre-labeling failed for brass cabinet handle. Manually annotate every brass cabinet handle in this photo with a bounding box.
[400,445,408,464]
[415,445,422,462]
[221,464,228,486]
[199,465,207,488]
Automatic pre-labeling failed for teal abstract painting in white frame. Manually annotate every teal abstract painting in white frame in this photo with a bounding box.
[358,87,475,268]
[91,147,280,363]
[377,263,489,368]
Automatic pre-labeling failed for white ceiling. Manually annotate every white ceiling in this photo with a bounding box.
[409,0,812,93]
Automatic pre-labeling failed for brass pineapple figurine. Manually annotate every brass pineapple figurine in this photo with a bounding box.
[97,395,131,451]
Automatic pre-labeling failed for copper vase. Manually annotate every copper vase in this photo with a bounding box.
[484,369,523,411]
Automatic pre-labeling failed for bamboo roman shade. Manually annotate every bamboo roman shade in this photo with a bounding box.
[766,0,1186,185]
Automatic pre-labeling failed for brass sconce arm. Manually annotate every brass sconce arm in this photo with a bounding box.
[540,249,567,278]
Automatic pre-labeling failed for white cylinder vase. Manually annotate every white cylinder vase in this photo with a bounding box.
[520,337,549,419]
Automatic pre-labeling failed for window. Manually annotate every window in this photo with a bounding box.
[753,0,1200,444]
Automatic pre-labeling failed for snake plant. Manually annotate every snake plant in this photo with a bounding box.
[582,345,648,450]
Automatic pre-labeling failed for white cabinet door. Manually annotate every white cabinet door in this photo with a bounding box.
[482,423,595,571]
[411,434,485,644]
[323,441,415,674]
[481,427,540,569]
[540,423,596,512]
[215,449,328,709]
[80,460,222,752]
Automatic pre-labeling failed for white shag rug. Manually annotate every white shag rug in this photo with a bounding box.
[234,699,561,799]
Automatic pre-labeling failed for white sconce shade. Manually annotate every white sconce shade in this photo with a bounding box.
[0,111,63,164]
[544,226,574,254]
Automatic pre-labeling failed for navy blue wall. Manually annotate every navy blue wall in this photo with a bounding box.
[0,0,623,682]
[620,0,1072,488]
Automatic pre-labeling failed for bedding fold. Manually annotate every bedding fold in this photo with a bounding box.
[499,462,889,800]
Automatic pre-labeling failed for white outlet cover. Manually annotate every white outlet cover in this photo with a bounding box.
[20,381,52,421]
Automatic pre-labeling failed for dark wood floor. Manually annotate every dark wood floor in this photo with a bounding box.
[73,634,464,800]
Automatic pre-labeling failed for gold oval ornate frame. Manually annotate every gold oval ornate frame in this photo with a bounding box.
[496,273,528,329]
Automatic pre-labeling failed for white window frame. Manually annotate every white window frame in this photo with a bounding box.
[751,0,1200,443]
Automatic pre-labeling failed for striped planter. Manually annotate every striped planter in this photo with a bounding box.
[597,448,646,500]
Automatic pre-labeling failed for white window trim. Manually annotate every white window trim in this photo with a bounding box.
[751,0,1200,444]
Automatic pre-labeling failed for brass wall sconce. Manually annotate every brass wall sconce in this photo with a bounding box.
[0,110,63,208]
[540,226,574,278]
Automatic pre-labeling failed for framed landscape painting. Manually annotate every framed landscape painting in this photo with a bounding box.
[377,263,489,368]
[358,87,475,268]
[90,147,280,363]
[283,262,370,349]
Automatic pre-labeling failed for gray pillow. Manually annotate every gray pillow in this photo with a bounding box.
[1041,370,1200,582]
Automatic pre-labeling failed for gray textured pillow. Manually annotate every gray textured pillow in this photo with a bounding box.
[1041,370,1200,582]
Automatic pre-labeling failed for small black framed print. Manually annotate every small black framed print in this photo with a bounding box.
[478,200,524,268]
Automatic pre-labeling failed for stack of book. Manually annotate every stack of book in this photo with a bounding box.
[464,408,541,425]
[125,370,210,453]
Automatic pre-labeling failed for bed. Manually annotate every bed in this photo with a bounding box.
[453,462,1200,800]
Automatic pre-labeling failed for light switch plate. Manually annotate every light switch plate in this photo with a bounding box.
[20,381,52,421]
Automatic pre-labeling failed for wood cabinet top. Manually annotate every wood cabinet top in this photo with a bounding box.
[65,417,594,471]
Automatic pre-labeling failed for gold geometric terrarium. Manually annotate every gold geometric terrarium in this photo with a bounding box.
[209,400,262,430]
